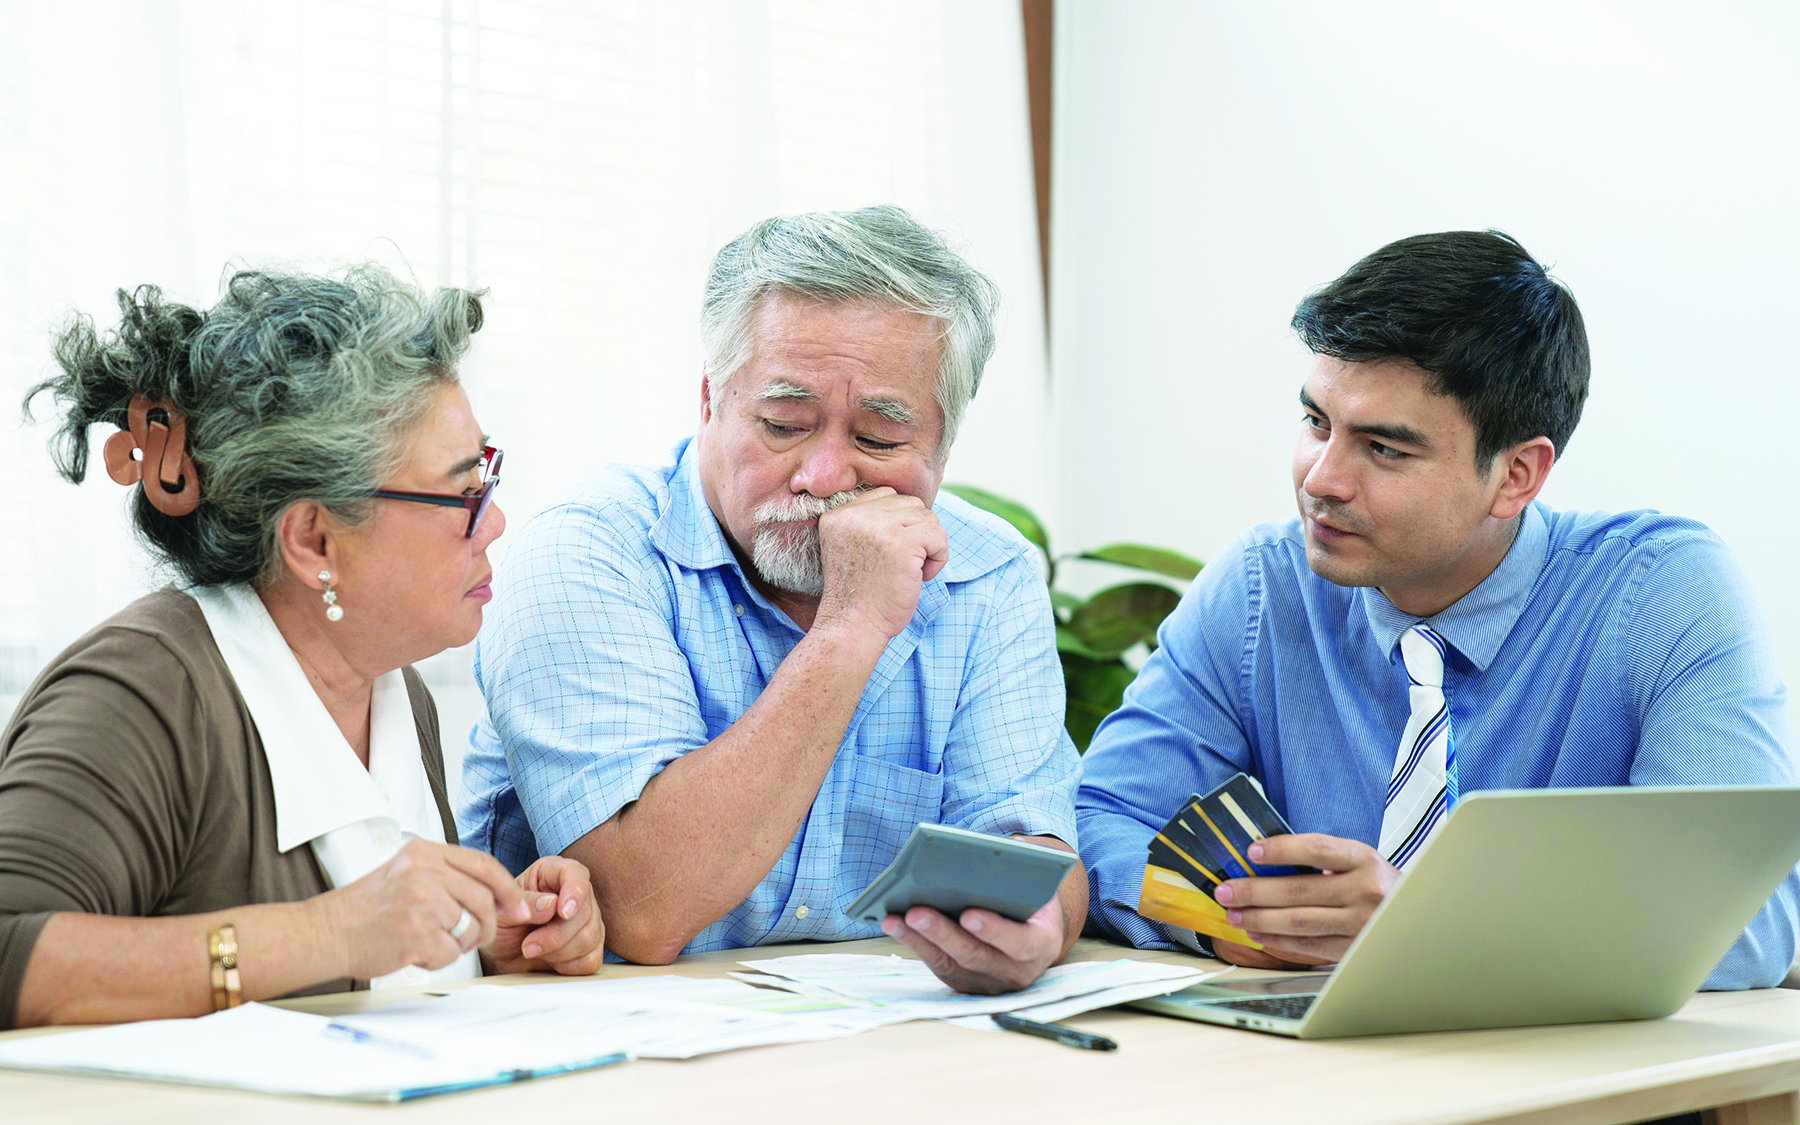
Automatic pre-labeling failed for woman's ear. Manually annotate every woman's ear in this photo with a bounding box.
[275,501,342,589]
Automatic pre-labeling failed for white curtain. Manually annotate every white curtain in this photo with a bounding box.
[0,0,1051,755]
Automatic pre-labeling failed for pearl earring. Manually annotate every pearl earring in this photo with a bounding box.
[319,569,344,622]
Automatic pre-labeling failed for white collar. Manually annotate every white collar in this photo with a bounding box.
[187,585,437,854]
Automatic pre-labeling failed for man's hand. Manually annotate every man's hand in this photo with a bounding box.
[814,487,949,640]
[882,899,1065,994]
[879,837,1085,994]
[482,856,606,976]
[1211,833,1401,967]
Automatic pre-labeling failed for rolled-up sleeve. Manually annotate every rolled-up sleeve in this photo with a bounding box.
[940,559,1080,846]
[460,496,707,870]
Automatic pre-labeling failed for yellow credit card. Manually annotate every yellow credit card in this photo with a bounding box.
[1136,863,1263,949]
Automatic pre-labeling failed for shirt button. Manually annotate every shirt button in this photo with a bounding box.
[795,905,810,919]
[734,604,744,617]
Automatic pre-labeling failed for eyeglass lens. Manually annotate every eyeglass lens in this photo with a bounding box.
[469,448,503,536]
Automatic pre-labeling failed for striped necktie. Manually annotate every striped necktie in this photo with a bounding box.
[1378,623,1458,870]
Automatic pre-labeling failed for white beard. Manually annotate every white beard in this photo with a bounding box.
[751,521,825,596]
[747,489,864,595]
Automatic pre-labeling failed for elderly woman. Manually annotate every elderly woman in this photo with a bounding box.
[0,266,603,1030]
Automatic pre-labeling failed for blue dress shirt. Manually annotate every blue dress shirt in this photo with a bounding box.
[1077,503,1800,989]
[459,438,1079,954]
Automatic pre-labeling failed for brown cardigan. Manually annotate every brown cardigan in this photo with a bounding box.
[0,587,456,1029]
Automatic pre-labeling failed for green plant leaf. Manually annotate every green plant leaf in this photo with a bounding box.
[1049,589,1082,620]
[1067,582,1182,657]
[1061,653,1138,752]
[1055,622,1112,661]
[942,484,1050,559]
[1079,543,1204,580]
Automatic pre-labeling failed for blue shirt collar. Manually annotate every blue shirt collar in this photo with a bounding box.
[650,438,814,628]
[1360,501,1550,672]
[650,437,738,573]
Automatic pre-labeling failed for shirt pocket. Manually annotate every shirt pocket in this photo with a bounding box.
[837,755,946,901]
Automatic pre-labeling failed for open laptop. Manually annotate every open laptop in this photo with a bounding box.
[1128,786,1800,1038]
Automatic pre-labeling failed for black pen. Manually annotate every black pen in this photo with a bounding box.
[990,1012,1118,1051]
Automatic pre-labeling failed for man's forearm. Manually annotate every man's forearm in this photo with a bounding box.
[567,621,889,963]
[1055,865,1088,961]
[1018,835,1088,962]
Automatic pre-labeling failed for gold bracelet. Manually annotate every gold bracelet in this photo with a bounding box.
[208,924,241,1012]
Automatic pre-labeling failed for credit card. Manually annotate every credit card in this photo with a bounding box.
[1214,774,1309,873]
[1138,862,1261,949]
[1200,773,1312,878]
[1148,830,1220,891]
[1186,799,1256,879]
[1153,802,1229,887]
[1135,772,1312,945]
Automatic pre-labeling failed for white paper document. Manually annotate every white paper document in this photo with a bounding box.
[0,1002,626,1101]
[733,954,1218,1023]
[0,976,904,1101]
[350,977,910,1060]
[0,957,1216,1098]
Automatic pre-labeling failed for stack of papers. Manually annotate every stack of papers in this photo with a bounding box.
[0,955,1218,1099]
[0,1001,626,1102]
[734,954,1221,1029]
[342,976,912,1060]
[0,976,904,1101]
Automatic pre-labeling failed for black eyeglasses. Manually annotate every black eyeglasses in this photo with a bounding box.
[369,446,503,538]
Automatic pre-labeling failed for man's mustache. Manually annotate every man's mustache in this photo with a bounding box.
[754,487,869,525]
[1302,500,1370,536]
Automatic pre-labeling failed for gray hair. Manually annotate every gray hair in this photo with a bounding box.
[701,205,1000,452]
[25,264,484,587]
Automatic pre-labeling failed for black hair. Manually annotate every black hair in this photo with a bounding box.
[1291,231,1589,471]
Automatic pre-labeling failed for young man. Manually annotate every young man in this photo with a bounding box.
[1076,231,1799,989]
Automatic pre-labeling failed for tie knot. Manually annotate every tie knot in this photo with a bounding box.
[1400,624,1446,687]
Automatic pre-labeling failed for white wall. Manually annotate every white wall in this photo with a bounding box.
[1051,1,1800,727]
[0,1,1049,781]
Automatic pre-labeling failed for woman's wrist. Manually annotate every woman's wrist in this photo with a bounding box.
[289,892,352,985]
[206,923,242,1010]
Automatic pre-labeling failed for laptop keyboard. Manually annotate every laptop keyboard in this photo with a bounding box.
[1210,995,1317,1020]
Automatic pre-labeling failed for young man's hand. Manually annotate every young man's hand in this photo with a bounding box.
[1210,833,1400,965]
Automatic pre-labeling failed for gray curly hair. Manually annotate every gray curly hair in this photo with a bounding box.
[25,263,484,587]
[700,205,1001,454]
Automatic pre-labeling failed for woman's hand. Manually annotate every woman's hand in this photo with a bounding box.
[315,840,532,981]
[482,856,605,976]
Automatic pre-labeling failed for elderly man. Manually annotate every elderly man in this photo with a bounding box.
[459,206,1085,991]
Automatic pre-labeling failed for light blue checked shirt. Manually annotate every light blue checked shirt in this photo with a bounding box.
[1078,502,1800,989]
[458,438,1080,955]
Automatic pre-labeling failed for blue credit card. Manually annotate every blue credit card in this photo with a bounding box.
[1196,773,1311,879]
[1146,773,1314,902]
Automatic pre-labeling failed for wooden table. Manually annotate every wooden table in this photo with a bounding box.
[4,937,1800,1124]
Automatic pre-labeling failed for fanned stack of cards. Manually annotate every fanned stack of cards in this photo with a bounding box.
[1136,773,1312,950]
